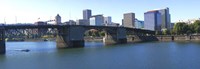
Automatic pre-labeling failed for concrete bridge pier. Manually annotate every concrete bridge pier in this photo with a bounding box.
[56,26,85,48]
[103,27,127,45]
[0,28,5,54]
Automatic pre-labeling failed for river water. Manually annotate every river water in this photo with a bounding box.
[0,41,200,69]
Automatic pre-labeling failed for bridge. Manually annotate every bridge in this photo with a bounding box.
[0,24,155,54]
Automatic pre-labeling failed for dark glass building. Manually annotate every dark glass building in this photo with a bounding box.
[158,7,171,30]
[144,10,162,31]
[83,9,92,20]
[144,7,171,31]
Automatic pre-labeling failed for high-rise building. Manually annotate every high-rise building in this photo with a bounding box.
[55,14,61,25]
[122,19,124,26]
[144,7,171,31]
[170,23,175,30]
[104,16,112,26]
[83,9,92,20]
[90,15,104,26]
[123,13,135,28]
[158,7,171,30]
[144,10,162,31]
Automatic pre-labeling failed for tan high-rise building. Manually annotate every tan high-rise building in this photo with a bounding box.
[123,13,135,28]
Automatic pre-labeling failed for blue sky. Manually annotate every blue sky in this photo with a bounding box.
[0,0,200,24]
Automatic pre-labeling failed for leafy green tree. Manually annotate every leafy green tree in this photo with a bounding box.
[193,20,200,33]
[173,22,189,35]
[170,30,175,35]
[155,31,162,35]
[162,29,170,35]
[183,24,190,35]
[84,30,92,36]
[99,31,105,37]
[188,23,195,34]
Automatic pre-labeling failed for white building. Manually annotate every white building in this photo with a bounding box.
[55,14,61,25]
[104,16,112,26]
[89,15,104,26]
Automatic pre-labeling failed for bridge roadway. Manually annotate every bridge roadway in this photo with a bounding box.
[0,24,155,54]
[2,25,153,33]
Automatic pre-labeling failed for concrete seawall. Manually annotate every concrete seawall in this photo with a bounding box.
[127,35,200,42]
[156,35,200,41]
[127,35,158,43]
[62,35,200,43]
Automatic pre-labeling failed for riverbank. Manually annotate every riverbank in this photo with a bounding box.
[6,35,200,42]
[156,35,200,41]
[126,35,200,43]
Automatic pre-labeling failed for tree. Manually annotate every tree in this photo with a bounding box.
[188,23,195,34]
[172,20,200,35]
[162,29,170,35]
[173,22,189,35]
[99,31,105,37]
[193,20,200,34]
[84,30,92,36]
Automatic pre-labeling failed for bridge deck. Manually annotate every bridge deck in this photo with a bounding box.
[0,25,155,34]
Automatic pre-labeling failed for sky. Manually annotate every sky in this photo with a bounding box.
[0,0,200,24]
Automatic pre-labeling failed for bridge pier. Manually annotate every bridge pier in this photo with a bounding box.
[103,27,127,45]
[56,26,85,48]
[0,27,5,54]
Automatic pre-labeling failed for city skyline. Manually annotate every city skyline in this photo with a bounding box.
[0,0,200,24]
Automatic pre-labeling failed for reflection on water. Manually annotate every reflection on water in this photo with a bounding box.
[1,41,200,69]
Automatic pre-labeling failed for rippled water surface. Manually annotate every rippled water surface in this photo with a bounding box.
[1,41,200,69]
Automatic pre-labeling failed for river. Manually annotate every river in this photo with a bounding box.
[0,41,200,69]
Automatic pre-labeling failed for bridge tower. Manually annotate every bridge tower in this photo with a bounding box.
[0,27,5,54]
[56,26,85,48]
[103,27,127,45]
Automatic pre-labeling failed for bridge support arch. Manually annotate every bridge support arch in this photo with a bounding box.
[56,26,85,48]
[103,27,127,45]
[0,27,5,54]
